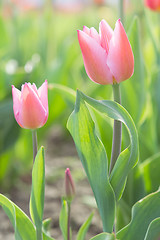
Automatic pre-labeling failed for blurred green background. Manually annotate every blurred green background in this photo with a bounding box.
[1,0,160,228]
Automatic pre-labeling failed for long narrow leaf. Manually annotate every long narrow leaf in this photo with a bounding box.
[59,199,68,240]
[76,212,94,240]
[30,146,45,229]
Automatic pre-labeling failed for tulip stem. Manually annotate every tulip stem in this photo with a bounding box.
[32,130,38,162]
[109,83,122,174]
[67,202,71,240]
[119,0,124,25]
[36,226,43,240]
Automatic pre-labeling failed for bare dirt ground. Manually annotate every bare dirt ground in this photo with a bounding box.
[0,127,103,240]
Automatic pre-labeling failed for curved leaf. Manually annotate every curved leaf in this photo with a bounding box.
[43,232,56,240]
[74,91,139,200]
[67,91,116,232]
[76,212,94,240]
[144,217,160,240]
[117,190,160,240]
[42,218,55,240]
[30,146,45,230]
[43,218,52,234]
[90,233,116,240]
[0,194,36,240]
[49,83,76,101]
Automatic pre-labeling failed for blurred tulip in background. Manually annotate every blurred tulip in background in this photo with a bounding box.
[144,0,160,11]
[10,0,43,10]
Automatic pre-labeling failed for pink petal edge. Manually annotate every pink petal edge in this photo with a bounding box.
[107,19,134,83]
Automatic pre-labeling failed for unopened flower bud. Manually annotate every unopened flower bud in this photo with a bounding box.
[65,168,75,201]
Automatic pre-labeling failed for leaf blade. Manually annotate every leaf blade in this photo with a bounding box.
[0,193,36,240]
[30,146,45,229]
[67,91,116,232]
[76,212,94,240]
[90,232,116,240]
[117,190,160,240]
[77,91,139,200]
[59,199,68,240]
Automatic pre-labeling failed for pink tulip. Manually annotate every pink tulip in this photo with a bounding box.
[12,80,48,129]
[144,0,160,11]
[77,19,134,85]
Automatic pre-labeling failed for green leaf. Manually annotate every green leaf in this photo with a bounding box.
[43,232,56,240]
[67,91,116,232]
[0,100,20,153]
[59,199,68,240]
[0,193,36,240]
[43,218,52,234]
[42,218,56,240]
[84,91,138,200]
[138,152,160,193]
[121,16,146,125]
[30,146,45,229]
[144,217,160,240]
[117,190,160,240]
[49,83,76,102]
[76,212,94,240]
[68,90,139,202]
[90,233,116,240]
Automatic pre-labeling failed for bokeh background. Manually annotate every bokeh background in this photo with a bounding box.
[0,0,160,238]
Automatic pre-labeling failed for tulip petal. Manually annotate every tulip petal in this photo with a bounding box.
[20,83,47,129]
[83,26,90,35]
[90,27,101,44]
[99,19,113,54]
[38,80,48,112]
[77,30,113,85]
[107,19,134,83]
[31,83,38,95]
[83,26,100,44]
[12,85,22,126]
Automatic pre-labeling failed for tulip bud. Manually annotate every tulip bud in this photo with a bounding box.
[77,19,134,85]
[12,80,48,129]
[65,168,75,202]
[144,0,160,11]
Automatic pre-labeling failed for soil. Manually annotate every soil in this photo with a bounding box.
[0,127,103,240]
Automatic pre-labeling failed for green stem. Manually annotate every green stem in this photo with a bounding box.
[109,84,122,174]
[119,0,124,25]
[36,227,43,240]
[67,202,71,240]
[158,13,160,72]
[32,130,38,162]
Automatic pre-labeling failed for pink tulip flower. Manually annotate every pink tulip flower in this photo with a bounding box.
[144,0,160,11]
[12,80,48,129]
[77,19,134,85]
